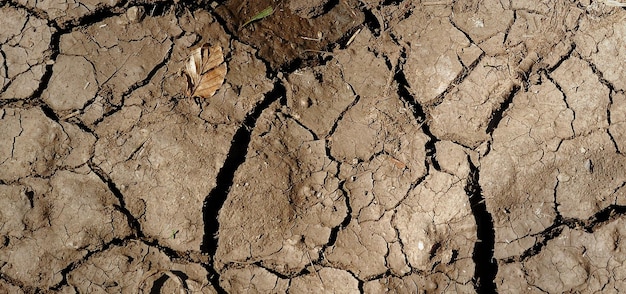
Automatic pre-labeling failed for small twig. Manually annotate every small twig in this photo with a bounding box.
[306,251,323,285]
[302,49,334,55]
[345,28,362,47]
[422,1,451,5]
[61,111,80,120]
[300,36,321,41]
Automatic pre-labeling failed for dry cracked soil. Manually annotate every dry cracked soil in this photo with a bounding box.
[2,0,626,293]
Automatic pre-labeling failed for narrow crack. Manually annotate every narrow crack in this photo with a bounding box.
[56,2,127,29]
[429,51,485,108]
[49,237,128,291]
[27,24,60,105]
[545,72,576,138]
[88,163,143,237]
[485,83,520,136]
[503,204,626,263]
[10,113,24,159]
[321,179,353,250]
[393,62,440,172]
[0,48,9,84]
[326,86,359,138]
[502,223,565,264]
[0,272,37,294]
[90,39,175,126]
[121,41,175,99]
[546,43,576,73]
[46,236,207,292]
[466,160,497,293]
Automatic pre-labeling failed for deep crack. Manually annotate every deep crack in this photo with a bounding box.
[200,82,285,256]
[198,82,285,292]
[466,160,497,293]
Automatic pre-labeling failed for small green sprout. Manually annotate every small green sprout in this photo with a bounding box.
[171,229,179,239]
[240,6,274,29]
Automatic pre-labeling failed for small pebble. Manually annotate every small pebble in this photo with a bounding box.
[126,6,145,23]
[584,159,593,173]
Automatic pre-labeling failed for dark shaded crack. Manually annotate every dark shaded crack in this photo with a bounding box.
[57,2,127,29]
[485,83,521,136]
[199,80,285,256]
[49,237,128,291]
[607,129,622,154]
[393,61,441,172]
[92,40,175,126]
[326,93,360,138]
[584,204,626,232]
[432,53,485,108]
[580,58,622,152]
[359,5,382,38]
[501,223,564,264]
[545,72,576,138]
[321,179,353,251]
[0,272,37,294]
[393,50,424,124]
[503,204,626,264]
[449,15,478,46]
[27,26,60,105]
[251,262,293,280]
[466,160,497,293]
[8,114,24,160]
[279,111,320,141]
[88,163,143,237]
[141,1,173,17]
[40,103,60,122]
[0,19,56,105]
[0,49,10,95]
[546,43,576,73]
[44,235,211,291]
[582,56,617,93]
[501,11,515,48]
[4,1,52,26]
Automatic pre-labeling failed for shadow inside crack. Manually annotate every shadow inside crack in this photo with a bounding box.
[199,83,285,293]
[466,161,498,293]
[200,82,285,255]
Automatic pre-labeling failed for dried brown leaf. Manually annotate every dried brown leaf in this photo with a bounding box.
[183,44,227,99]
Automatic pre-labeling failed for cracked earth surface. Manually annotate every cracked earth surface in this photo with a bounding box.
[2,0,626,293]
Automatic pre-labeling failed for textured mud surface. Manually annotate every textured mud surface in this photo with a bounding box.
[2,0,626,292]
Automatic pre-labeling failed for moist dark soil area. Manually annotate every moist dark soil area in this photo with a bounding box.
[2,0,626,293]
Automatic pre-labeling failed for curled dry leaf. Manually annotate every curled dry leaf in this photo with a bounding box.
[183,44,227,99]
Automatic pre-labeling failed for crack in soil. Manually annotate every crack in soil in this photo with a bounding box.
[198,84,286,293]
[320,178,353,251]
[200,81,285,255]
[48,237,128,291]
[485,84,521,136]
[503,204,626,264]
[5,1,626,292]
[466,161,497,293]
[89,162,143,237]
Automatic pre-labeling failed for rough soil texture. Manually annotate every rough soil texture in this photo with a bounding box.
[2,0,626,293]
